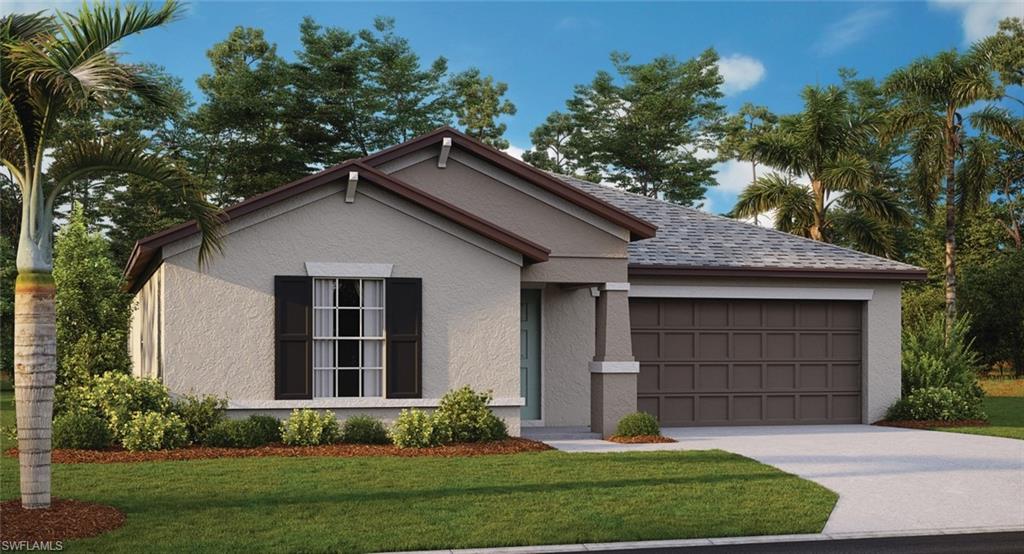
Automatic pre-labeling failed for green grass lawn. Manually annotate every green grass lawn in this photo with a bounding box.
[0,391,837,553]
[939,396,1024,440]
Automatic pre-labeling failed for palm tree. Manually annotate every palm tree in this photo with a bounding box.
[1,2,221,509]
[884,50,1017,327]
[730,85,908,256]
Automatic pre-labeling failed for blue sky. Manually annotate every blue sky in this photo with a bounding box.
[7,1,1022,213]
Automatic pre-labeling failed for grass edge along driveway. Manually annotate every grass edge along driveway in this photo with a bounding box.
[0,446,837,553]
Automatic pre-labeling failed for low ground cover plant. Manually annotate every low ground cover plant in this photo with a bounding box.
[173,394,228,444]
[52,412,113,450]
[121,412,189,452]
[887,386,986,422]
[202,415,282,448]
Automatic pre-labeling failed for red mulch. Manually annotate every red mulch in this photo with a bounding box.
[3,438,551,464]
[875,419,989,430]
[0,498,125,542]
[607,435,677,444]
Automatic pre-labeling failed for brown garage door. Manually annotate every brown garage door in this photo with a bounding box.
[631,299,862,426]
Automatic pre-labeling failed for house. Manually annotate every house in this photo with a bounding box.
[125,127,926,437]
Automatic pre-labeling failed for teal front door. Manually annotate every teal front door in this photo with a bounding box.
[520,289,542,421]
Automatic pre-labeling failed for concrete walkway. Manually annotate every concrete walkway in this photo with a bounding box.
[543,425,1024,534]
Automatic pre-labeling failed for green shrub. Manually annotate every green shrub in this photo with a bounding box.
[615,412,661,437]
[280,409,339,446]
[390,409,438,448]
[202,415,281,448]
[173,394,228,443]
[431,386,508,444]
[902,311,984,396]
[55,372,172,439]
[340,415,390,445]
[246,415,283,445]
[121,412,189,451]
[52,412,113,450]
[886,386,986,422]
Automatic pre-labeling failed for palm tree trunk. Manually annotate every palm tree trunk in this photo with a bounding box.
[943,115,958,335]
[809,178,825,241]
[13,271,56,509]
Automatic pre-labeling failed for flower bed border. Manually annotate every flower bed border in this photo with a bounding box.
[875,419,989,430]
[4,438,551,464]
[0,498,126,542]
[607,435,677,444]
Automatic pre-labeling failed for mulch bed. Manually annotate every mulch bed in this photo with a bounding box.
[875,419,989,430]
[4,438,551,464]
[607,435,677,444]
[0,498,125,542]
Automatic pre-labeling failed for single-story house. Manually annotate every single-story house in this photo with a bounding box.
[125,127,926,437]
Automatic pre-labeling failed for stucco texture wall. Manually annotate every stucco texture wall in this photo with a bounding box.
[158,183,522,406]
[628,276,905,424]
[539,285,595,426]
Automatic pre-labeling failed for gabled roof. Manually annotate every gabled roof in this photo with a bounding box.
[554,174,927,281]
[360,127,658,241]
[122,160,551,291]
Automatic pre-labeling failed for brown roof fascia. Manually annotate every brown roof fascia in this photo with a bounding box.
[628,264,929,281]
[359,126,659,241]
[123,160,551,292]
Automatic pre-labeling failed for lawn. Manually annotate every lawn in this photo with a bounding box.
[0,391,838,553]
[937,379,1024,440]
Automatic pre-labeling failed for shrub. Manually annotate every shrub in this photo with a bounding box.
[902,311,984,396]
[173,394,228,444]
[53,412,113,450]
[280,409,339,446]
[340,415,390,445]
[431,386,508,444]
[886,386,986,422]
[121,412,189,451]
[615,412,661,437]
[202,415,281,448]
[55,372,172,439]
[389,409,438,448]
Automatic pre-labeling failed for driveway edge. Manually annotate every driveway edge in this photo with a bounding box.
[392,526,1024,554]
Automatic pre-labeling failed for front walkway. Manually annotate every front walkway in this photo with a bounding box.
[543,425,1024,534]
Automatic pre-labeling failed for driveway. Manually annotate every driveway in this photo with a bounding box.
[543,425,1024,534]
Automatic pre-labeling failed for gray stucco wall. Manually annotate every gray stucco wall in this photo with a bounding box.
[539,285,595,427]
[154,182,523,425]
[627,276,904,424]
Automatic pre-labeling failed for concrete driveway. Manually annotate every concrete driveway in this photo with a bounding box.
[543,425,1024,534]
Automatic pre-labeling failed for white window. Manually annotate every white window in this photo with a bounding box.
[312,278,384,398]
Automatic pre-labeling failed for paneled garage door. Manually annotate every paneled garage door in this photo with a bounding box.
[631,299,863,426]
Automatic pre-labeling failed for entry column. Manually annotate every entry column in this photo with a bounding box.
[590,282,638,437]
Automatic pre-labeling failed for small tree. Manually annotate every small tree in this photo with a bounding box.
[53,204,132,384]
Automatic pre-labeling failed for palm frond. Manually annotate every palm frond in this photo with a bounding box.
[732,172,815,235]
[969,105,1024,148]
[0,11,58,43]
[838,187,911,227]
[956,137,998,214]
[822,153,873,192]
[747,132,807,177]
[830,210,895,257]
[47,136,224,266]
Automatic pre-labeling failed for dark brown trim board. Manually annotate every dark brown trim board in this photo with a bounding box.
[122,160,551,292]
[629,264,929,281]
[359,126,658,241]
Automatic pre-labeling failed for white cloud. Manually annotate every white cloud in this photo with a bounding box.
[713,158,757,194]
[715,54,766,95]
[931,0,1021,43]
[504,144,526,161]
[813,7,890,56]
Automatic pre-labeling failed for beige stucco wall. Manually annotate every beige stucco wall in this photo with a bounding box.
[129,264,163,379]
[154,182,523,420]
[628,276,905,424]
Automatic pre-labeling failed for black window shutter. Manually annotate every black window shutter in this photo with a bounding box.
[275,276,313,399]
[386,278,422,398]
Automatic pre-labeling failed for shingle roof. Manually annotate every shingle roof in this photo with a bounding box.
[553,174,926,278]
